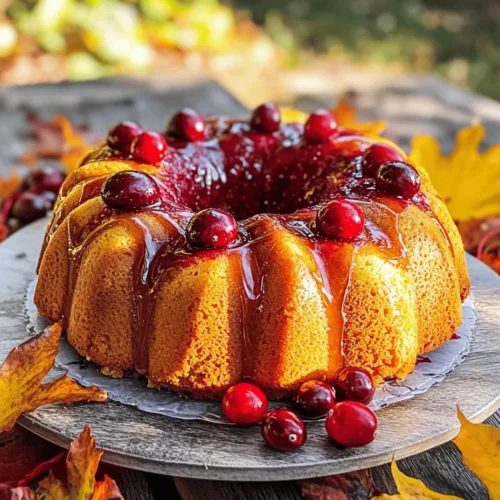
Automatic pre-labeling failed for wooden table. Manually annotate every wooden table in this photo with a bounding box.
[1,71,500,499]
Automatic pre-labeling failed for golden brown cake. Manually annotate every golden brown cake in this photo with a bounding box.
[35,105,470,399]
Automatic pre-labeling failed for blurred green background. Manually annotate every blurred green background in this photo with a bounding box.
[1,0,499,100]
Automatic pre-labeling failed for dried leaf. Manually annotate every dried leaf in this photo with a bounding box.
[372,461,463,499]
[0,324,107,433]
[299,469,374,499]
[333,98,388,135]
[19,114,94,173]
[0,173,21,203]
[409,124,500,221]
[281,99,387,135]
[37,426,123,500]
[67,425,102,499]
[38,472,67,499]
[453,409,500,499]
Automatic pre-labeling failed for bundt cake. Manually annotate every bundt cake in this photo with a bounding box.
[35,104,470,399]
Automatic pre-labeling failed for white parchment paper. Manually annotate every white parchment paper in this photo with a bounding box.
[25,279,476,423]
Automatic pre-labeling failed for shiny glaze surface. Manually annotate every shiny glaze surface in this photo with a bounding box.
[46,117,453,384]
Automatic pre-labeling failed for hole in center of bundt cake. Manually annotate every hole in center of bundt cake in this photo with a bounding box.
[170,148,362,221]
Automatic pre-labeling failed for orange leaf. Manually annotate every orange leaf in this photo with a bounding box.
[51,116,94,174]
[453,409,500,499]
[372,460,463,499]
[37,426,123,500]
[0,324,107,433]
[333,98,388,135]
[0,173,21,202]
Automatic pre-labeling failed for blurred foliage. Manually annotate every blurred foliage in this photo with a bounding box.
[0,0,499,101]
[1,0,268,81]
[233,0,500,100]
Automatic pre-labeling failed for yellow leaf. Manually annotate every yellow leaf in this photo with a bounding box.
[67,425,103,500]
[372,460,464,499]
[0,324,107,433]
[409,124,500,221]
[0,172,21,201]
[453,409,500,499]
[38,472,68,499]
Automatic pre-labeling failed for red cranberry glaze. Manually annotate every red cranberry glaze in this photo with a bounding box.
[376,161,421,200]
[186,208,238,249]
[107,121,143,153]
[334,366,375,405]
[167,108,206,142]
[250,103,281,134]
[292,380,336,418]
[316,199,364,241]
[101,171,160,211]
[10,192,51,223]
[261,409,306,451]
[362,143,404,177]
[23,166,66,194]
[222,383,268,426]
[325,401,377,447]
[304,110,337,144]
[132,131,168,164]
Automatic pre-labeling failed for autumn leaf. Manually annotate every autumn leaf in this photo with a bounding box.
[37,425,123,500]
[372,460,463,499]
[0,323,107,433]
[409,124,500,221]
[453,409,500,499]
[19,114,95,173]
[0,173,21,203]
[333,98,388,135]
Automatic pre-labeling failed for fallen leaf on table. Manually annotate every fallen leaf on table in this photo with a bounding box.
[372,460,463,499]
[453,409,500,499]
[409,124,500,221]
[0,173,21,203]
[19,113,95,173]
[0,323,107,433]
[281,98,387,136]
[36,425,123,500]
[333,98,388,136]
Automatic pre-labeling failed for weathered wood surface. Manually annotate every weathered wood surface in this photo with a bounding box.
[1,74,500,498]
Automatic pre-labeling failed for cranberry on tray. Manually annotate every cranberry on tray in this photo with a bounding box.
[222,383,268,426]
[291,380,336,418]
[325,401,377,447]
[334,366,375,405]
[262,409,306,451]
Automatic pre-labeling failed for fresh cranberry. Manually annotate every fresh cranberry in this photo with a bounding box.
[166,108,206,142]
[362,143,404,177]
[316,199,364,241]
[250,103,281,134]
[101,171,160,211]
[24,167,66,194]
[131,131,168,164]
[304,110,337,144]
[325,401,377,447]
[107,121,143,153]
[292,380,336,418]
[222,383,268,426]
[186,208,238,249]
[10,192,51,224]
[261,409,306,452]
[334,366,375,405]
[376,161,421,199]
[37,190,57,206]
